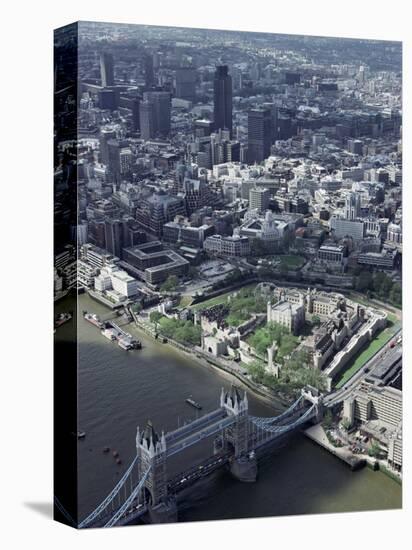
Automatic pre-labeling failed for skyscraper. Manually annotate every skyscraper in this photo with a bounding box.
[100,52,114,87]
[213,65,232,135]
[104,218,127,259]
[344,192,362,220]
[249,187,270,212]
[106,139,122,183]
[130,97,140,132]
[144,53,155,89]
[247,107,272,164]
[142,91,172,138]
[99,127,117,165]
[175,68,197,101]
[139,100,155,140]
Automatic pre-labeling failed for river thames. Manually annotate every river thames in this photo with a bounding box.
[59,294,401,523]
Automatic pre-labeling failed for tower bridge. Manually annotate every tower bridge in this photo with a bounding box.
[74,385,323,528]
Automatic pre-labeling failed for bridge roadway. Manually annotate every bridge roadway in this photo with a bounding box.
[168,451,232,493]
[165,408,228,446]
[167,414,236,457]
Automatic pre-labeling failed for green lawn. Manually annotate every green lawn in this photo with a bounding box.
[178,295,193,309]
[274,254,305,270]
[334,322,400,389]
[190,291,233,312]
[190,285,254,312]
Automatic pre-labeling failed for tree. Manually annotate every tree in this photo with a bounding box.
[247,360,266,383]
[149,311,163,324]
[389,283,402,306]
[323,410,333,430]
[160,275,178,292]
[312,315,321,327]
[355,270,373,292]
[373,272,393,298]
[368,441,381,458]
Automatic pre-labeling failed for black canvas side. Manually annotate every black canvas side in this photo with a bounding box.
[53,21,79,528]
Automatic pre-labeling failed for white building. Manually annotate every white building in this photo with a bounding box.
[204,231,250,257]
[94,264,138,298]
[330,217,365,241]
[267,299,305,335]
[111,269,139,297]
[94,267,113,292]
[317,244,345,268]
[249,187,270,212]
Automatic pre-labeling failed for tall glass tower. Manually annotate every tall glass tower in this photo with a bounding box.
[213,65,233,135]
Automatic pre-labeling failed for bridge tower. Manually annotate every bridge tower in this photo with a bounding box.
[221,386,257,482]
[136,421,177,523]
[221,386,249,456]
[301,385,324,423]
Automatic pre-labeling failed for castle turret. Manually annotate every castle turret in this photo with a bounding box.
[267,342,279,378]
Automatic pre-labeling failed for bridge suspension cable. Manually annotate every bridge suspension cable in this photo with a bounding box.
[249,395,304,427]
[78,456,138,528]
[252,403,316,434]
[103,466,151,528]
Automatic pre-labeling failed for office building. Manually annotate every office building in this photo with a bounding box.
[357,248,398,269]
[330,217,365,240]
[104,218,127,259]
[247,108,272,164]
[213,65,232,134]
[175,67,197,101]
[194,119,214,137]
[249,187,270,212]
[344,192,362,220]
[99,127,116,165]
[318,244,345,266]
[204,232,250,257]
[144,53,155,89]
[142,91,172,138]
[163,220,215,248]
[122,242,189,285]
[100,52,114,87]
[139,100,155,140]
[135,191,186,237]
[347,139,364,155]
[110,268,139,297]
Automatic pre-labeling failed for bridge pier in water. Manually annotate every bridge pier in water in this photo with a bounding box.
[147,498,178,524]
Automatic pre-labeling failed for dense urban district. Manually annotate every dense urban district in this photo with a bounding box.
[54,22,402,479]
